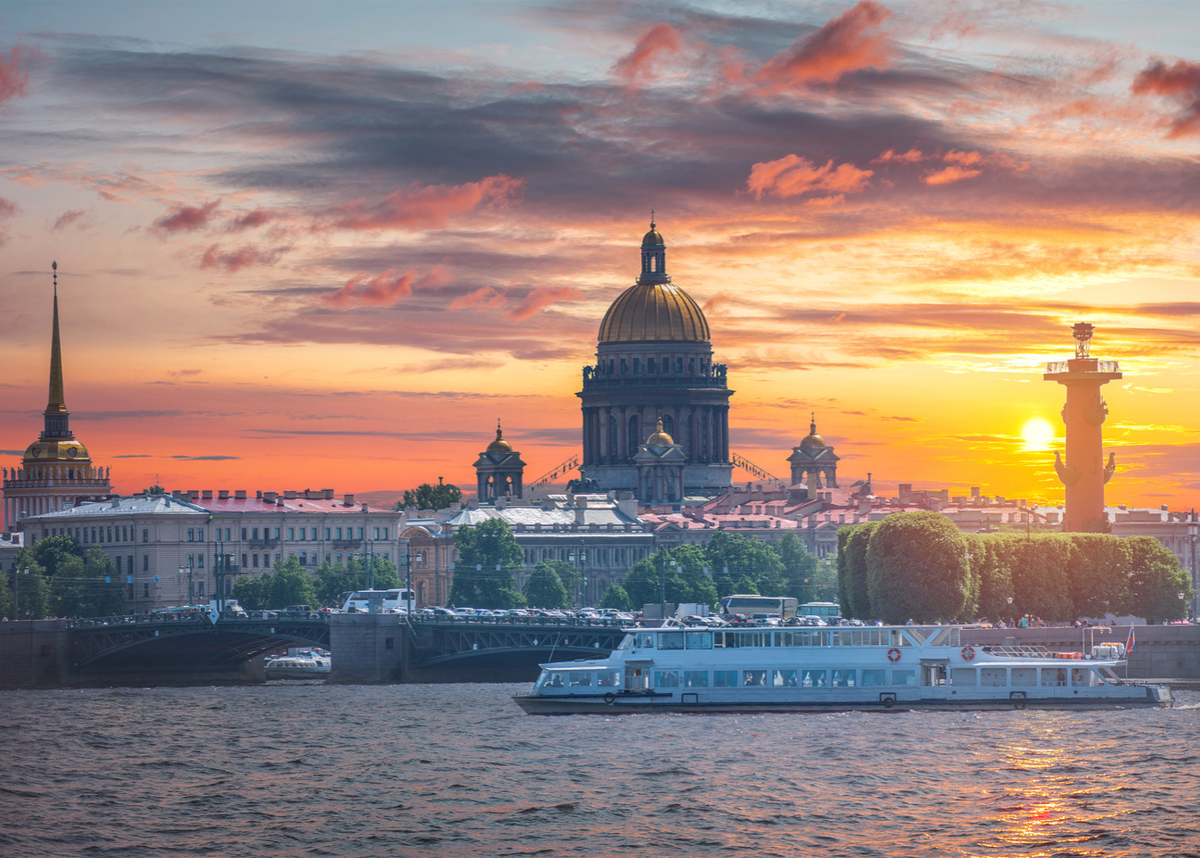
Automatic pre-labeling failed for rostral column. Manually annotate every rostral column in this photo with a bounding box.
[1044,323,1121,533]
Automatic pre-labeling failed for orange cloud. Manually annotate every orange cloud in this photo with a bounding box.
[922,165,982,185]
[873,148,925,164]
[0,47,31,104]
[154,199,220,233]
[1132,58,1200,137]
[611,23,683,88]
[755,0,891,89]
[504,285,584,322]
[200,243,287,273]
[449,285,506,311]
[747,154,873,199]
[324,175,524,231]
[321,267,447,309]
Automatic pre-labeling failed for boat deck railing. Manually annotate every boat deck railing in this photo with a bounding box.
[981,644,1057,659]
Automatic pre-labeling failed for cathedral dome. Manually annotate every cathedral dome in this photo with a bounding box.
[645,417,674,446]
[598,282,710,344]
[24,439,90,464]
[799,415,826,450]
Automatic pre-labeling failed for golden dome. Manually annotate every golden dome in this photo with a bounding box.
[24,439,90,464]
[642,227,664,246]
[646,417,674,445]
[799,414,826,450]
[486,421,513,453]
[598,282,710,344]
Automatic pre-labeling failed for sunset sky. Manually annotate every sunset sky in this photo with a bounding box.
[1,0,1198,510]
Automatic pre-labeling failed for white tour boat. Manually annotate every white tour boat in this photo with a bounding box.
[512,624,1173,714]
[264,649,331,680]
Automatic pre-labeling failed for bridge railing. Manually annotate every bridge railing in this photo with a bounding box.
[406,615,633,630]
[66,610,331,630]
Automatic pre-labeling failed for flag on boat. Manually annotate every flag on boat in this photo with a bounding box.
[1126,625,1136,655]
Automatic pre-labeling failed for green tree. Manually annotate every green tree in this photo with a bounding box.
[450,518,523,608]
[619,555,662,610]
[970,534,1010,621]
[396,480,463,511]
[704,531,786,597]
[598,582,632,611]
[0,569,11,619]
[866,511,970,624]
[1123,536,1192,624]
[841,523,876,619]
[142,485,166,495]
[778,531,820,600]
[993,534,1072,623]
[836,527,853,612]
[8,551,51,619]
[51,548,124,617]
[266,557,318,608]
[232,573,269,611]
[1066,534,1130,620]
[523,561,570,609]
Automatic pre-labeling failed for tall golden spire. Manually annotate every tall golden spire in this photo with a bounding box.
[46,261,67,416]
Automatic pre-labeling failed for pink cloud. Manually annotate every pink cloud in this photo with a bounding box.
[0,197,17,219]
[755,0,891,90]
[228,209,273,231]
[52,209,89,231]
[504,285,585,322]
[0,47,31,105]
[922,165,981,185]
[942,150,984,167]
[321,266,448,309]
[1132,59,1200,137]
[873,148,925,164]
[747,154,873,199]
[324,175,524,231]
[154,199,220,233]
[611,23,683,88]
[200,243,286,273]
[449,285,506,311]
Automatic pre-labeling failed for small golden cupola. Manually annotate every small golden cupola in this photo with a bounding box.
[486,420,514,453]
[475,420,525,503]
[799,413,827,450]
[646,416,674,446]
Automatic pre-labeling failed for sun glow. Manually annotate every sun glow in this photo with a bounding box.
[1022,418,1056,451]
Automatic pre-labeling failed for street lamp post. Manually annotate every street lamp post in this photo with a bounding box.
[14,566,30,619]
[1188,510,1198,621]
[403,550,422,614]
[179,565,194,604]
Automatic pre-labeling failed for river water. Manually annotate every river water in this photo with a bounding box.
[1,683,1198,858]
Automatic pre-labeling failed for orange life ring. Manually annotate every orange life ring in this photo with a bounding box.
[961,645,976,661]
[887,647,901,663]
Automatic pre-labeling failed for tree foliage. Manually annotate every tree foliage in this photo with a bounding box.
[705,531,786,597]
[778,531,820,600]
[7,535,124,618]
[866,512,971,624]
[598,582,632,611]
[449,518,523,608]
[841,523,876,620]
[1124,537,1191,624]
[523,561,570,609]
[396,481,463,511]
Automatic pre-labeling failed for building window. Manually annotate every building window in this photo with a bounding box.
[198,555,205,568]
[339,527,345,540]
[115,556,122,573]
[225,528,232,541]
[143,529,149,543]
[252,528,259,540]
[675,357,683,374]
[143,583,150,598]
[143,555,149,571]
[273,528,280,539]
[242,553,248,567]
[198,581,205,596]
[252,554,259,568]
[188,553,194,567]
[311,528,318,540]
[288,527,295,540]
[325,528,331,540]
[264,555,271,568]
[198,528,204,541]
[356,527,363,539]
[107,527,113,542]
[300,551,307,565]
[241,528,247,540]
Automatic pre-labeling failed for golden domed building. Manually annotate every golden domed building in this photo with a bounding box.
[787,414,839,489]
[3,263,113,530]
[473,421,526,503]
[578,221,733,501]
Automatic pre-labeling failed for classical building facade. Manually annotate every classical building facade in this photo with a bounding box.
[577,221,733,501]
[23,488,407,612]
[3,263,113,529]
[787,415,840,489]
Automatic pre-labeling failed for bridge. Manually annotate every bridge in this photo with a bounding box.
[0,612,633,688]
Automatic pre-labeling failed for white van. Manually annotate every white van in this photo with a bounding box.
[339,588,415,613]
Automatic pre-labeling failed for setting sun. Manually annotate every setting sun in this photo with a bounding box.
[1022,419,1056,451]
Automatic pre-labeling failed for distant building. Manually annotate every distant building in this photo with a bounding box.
[23,488,407,612]
[3,263,113,530]
[474,421,526,503]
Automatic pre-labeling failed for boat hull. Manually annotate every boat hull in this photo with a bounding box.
[265,667,330,680]
[512,689,1172,715]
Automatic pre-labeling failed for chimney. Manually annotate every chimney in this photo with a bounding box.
[218,490,230,500]
[324,488,335,500]
[256,490,262,499]
[235,490,247,499]
[361,503,369,512]
[263,491,278,503]
[971,487,981,499]
[284,490,297,499]
[575,507,585,524]
[202,490,213,499]
[343,494,355,506]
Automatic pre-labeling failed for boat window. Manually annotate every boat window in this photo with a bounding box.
[739,632,762,648]
[831,669,855,687]
[951,668,977,687]
[655,670,681,687]
[743,669,768,686]
[1011,668,1036,687]
[544,671,567,688]
[568,672,593,688]
[801,669,827,688]
[1070,668,1092,687]
[892,669,916,687]
[713,670,738,687]
[617,634,635,650]
[686,632,712,650]
[861,668,886,687]
[773,669,798,687]
[684,671,708,688]
[598,670,619,687]
[928,628,951,647]
[634,633,656,649]
[1043,668,1067,687]
[659,632,684,650]
[832,631,853,647]
[980,668,1006,687]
